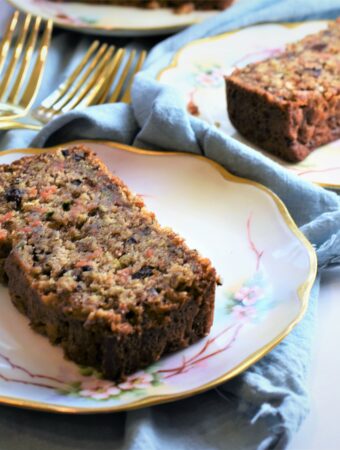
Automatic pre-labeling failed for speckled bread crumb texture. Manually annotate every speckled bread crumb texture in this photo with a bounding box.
[225,20,340,162]
[0,145,218,379]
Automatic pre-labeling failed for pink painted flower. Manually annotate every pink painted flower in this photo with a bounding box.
[106,386,121,396]
[234,286,263,305]
[79,388,119,400]
[118,372,154,391]
[232,305,257,322]
[78,379,121,399]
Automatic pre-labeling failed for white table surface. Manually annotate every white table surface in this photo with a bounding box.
[0,1,339,449]
[288,266,340,450]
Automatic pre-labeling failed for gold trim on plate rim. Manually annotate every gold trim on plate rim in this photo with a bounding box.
[157,20,339,190]
[0,140,317,414]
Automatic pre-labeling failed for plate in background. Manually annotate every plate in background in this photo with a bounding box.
[7,0,217,36]
[159,21,340,189]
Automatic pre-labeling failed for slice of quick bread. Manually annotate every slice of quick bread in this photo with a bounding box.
[226,20,340,162]
[0,145,218,380]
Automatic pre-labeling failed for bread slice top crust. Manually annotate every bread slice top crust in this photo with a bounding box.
[226,20,340,106]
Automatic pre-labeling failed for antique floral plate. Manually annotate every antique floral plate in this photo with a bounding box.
[7,0,217,36]
[159,21,340,189]
[0,140,316,413]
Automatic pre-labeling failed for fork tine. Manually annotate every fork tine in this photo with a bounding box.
[57,46,116,113]
[120,50,147,104]
[0,10,19,74]
[0,14,32,100]
[73,59,117,109]
[96,48,125,104]
[19,19,53,109]
[45,43,110,113]
[108,50,136,103]
[7,16,41,104]
[39,40,100,110]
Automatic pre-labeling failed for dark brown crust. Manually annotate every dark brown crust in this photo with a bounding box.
[225,22,340,162]
[5,248,215,380]
[226,77,339,162]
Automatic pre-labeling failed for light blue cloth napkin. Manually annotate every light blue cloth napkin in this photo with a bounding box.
[1,1,340,449]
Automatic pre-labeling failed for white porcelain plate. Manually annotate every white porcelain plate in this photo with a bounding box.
[7,0,217,36]
[159,21,340,189]
[0,140,316,413]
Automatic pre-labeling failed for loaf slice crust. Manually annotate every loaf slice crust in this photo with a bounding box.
[0,146,217,380]
[226,20,340,162]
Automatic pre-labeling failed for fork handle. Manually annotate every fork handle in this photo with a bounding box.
[0,121,42,131]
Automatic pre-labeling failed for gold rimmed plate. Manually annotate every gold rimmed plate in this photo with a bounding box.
[158,21,340,190]
[7,0,217,36]
[0,140,316,413]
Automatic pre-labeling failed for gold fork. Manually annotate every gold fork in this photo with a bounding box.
[34,46,147,122]
[0,11,53,122]
[0,44,147,131]
[96,48,147,105]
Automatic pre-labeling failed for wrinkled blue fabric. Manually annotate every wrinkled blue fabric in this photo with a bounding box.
[0,1,340,449]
